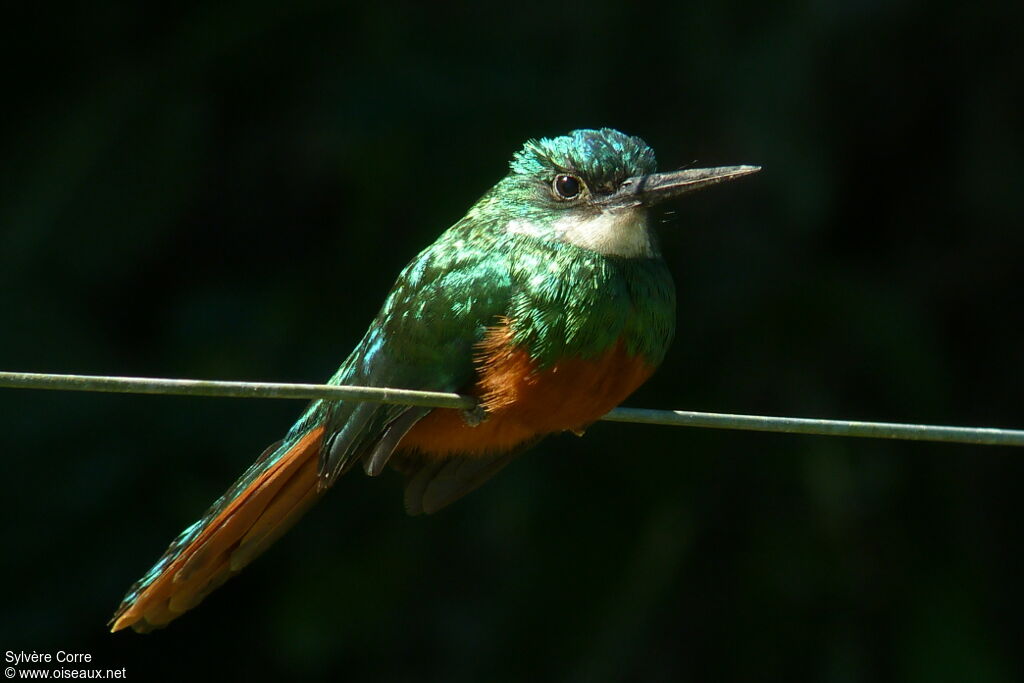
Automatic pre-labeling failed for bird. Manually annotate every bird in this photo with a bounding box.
[109,128,759,633]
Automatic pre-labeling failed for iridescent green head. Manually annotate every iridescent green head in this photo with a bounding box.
[511,129,658,195]
[474,128,759,258]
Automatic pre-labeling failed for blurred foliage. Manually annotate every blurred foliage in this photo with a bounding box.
[1,1,1022,681]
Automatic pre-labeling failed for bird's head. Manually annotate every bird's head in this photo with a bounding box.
[477,128,758,258]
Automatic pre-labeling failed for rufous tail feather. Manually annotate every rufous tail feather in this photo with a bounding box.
[109,425,326,633]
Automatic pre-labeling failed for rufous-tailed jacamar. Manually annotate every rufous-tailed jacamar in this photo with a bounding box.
[110,128,758,632]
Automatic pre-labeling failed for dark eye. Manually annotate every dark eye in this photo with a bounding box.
[553,174,582,200]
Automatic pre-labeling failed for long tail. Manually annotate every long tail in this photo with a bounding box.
[109,425,326,633]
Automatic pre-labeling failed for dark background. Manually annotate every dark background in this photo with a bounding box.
[2,1,1022,681]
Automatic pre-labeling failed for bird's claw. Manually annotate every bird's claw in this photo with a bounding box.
[461,404,489,427]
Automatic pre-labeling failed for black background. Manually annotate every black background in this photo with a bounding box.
[2,1,1022,681]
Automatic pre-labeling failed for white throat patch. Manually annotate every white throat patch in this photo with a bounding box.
[552,208,654,257]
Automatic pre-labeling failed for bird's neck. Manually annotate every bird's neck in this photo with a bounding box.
[504,239,676,368]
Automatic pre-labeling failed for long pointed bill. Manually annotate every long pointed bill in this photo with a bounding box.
[601,165,761,209]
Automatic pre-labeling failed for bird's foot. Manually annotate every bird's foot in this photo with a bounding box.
[461,404,489,427]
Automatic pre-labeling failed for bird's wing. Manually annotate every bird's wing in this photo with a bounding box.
[316,226,515,486]
[111,226,519,631]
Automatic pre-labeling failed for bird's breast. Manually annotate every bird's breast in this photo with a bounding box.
[397,322,656,458]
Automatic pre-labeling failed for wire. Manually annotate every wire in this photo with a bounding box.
[1,370,1022,447]
[0,371,472,409]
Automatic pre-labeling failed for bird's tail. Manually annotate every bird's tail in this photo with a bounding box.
[109,424,326,633]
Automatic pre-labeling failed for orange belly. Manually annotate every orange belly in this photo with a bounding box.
[398,325,655,458]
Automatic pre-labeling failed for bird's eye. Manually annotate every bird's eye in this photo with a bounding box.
[553,174,583,200]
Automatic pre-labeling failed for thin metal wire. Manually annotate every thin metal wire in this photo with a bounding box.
[2,370,1022,447]
[0,371,473,409]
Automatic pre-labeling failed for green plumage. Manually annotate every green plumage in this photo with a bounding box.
[351,127,673,375]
